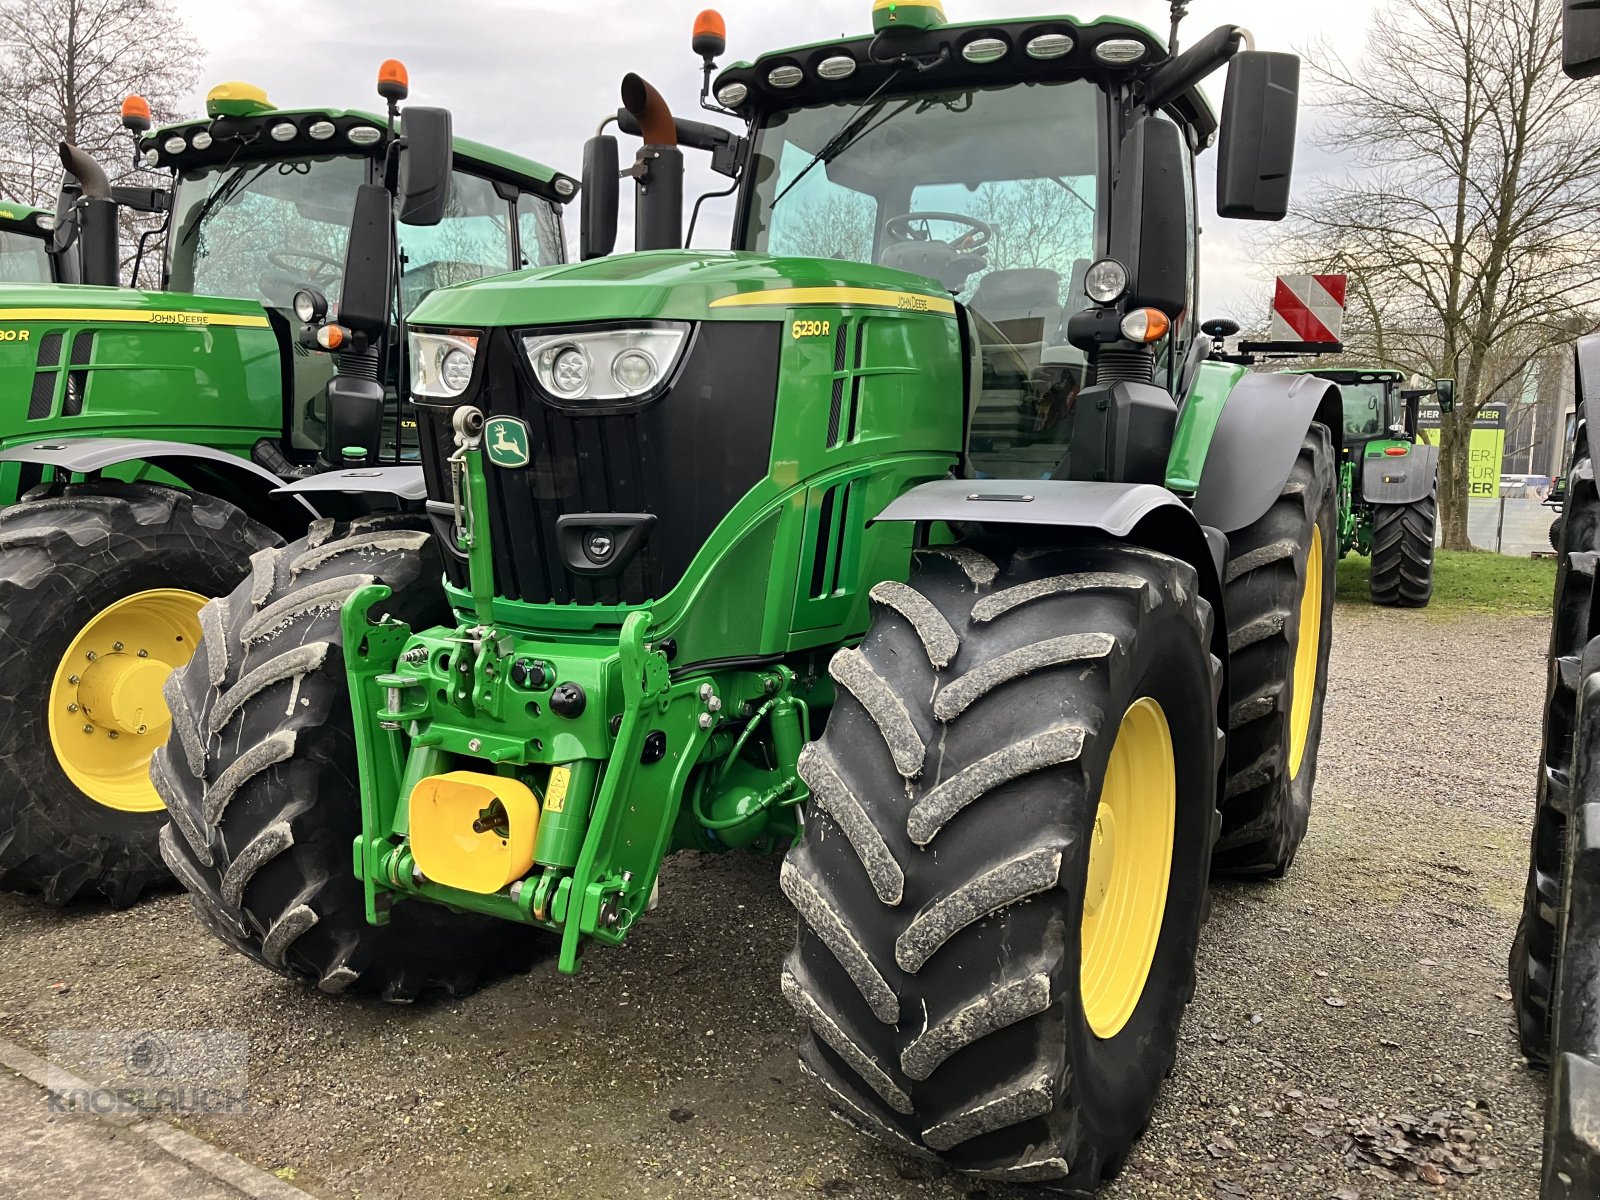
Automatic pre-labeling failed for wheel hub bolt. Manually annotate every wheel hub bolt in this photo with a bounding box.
[82,724,93,734]
[137,650,149,658]
[66,703,78,713]
[85,651,96,661]
[68,675,79,685]
[108,731,118,740]
[112,642,123,652]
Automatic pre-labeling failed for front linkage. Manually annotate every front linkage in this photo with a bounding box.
[343,408,812,973]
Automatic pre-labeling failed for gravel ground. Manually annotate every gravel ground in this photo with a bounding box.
[0,604,1550,1199]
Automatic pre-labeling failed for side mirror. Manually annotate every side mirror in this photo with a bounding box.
[1435,378,1456,414]
[581,134,619,261]
[397,106,453,227]
[1567,0,1600,78]
[1217,50,1300,221]
[1106,117,1188,319]
[339,183,394,338]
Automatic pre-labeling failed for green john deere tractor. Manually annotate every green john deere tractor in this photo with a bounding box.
[155,1,1339,1185]
[1511,9,1600,1196]
[0,201,63,283]
[0,67,573,906]
[1295,367,1454,607]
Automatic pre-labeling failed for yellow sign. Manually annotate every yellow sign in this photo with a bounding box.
[544,766,571,814]
[1419,404,1506,499]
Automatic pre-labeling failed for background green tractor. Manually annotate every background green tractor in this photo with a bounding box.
[0,66,573,906]
[155,1,1340,1186]
[0,201,63,283]
[1296,366,1454,607]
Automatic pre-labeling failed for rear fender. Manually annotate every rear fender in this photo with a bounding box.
[1361,443,1438,506]
[0,437,318,537]
[1189,372,1342,534]
[874,478,1228,715]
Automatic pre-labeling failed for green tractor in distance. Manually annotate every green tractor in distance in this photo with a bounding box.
[1295,367,1454,607]
[0,202,63,283]
[0,65,573,906]
[156,1,1339,1185]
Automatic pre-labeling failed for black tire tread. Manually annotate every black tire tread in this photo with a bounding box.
[152,516,544,1000]
[784,540,1222,1190]
[1212,426,1337,876]
[1369,494,1436,607]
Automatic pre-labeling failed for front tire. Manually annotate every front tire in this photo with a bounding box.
[152,517,546,999]
[1369,494,1436,607]
[0,483,277,905]
[1213,425,1337,876]
[782,540,1221,1188]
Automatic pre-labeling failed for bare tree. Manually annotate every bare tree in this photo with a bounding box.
[0,0,200,283]
[1270,0,1600,548]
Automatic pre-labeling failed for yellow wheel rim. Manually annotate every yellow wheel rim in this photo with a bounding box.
[1080,697,1176,1040]
[1288,525,1325,780]
[47,588,207,814]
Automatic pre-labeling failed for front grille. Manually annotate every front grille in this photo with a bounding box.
[419,321,782,606]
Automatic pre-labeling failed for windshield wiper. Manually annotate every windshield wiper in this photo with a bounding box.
[772,71,910,209]
[182,161,273,243]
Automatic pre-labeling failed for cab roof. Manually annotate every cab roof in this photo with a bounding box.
[145,107,575,204]
[714,14,1219,147]
[0,201,52,236]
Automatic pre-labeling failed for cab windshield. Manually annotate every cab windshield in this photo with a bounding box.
[1339,380,1394,440]
[0,228,52,283]
[740,81,1106,478]
[167,155,365,311]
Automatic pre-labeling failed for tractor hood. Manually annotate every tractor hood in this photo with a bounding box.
[406,250,957,330]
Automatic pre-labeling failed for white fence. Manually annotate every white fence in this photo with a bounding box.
[1462,497,1556,556]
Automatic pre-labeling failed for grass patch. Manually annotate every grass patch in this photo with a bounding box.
[1336,549,1556,615]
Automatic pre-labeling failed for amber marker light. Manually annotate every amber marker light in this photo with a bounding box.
[1119,308,1171,344]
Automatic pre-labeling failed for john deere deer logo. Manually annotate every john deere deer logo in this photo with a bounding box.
[484,417,531,469]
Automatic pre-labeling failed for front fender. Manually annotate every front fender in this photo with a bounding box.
[1361,443,1438,505]
[1188,372,1343,534]
[873,476,1227,654]
[0,437,318,535]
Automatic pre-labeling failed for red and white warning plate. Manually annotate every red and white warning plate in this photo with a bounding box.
[1270,274,1347,344]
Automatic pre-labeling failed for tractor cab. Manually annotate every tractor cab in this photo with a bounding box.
[150,78,572,470]
[1308,369,1407,452]
[0,203,59,283]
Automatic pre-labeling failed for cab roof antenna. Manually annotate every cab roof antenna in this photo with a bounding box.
[1169,1,1190,55]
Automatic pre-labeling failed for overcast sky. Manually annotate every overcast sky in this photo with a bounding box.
[169,0,1382,319]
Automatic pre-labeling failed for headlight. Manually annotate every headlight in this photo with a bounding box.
[523,324,690,403]
[1084,259,1129,304]
[410,331,480,399]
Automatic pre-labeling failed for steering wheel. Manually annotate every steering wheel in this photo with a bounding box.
[267,249,343,282]
[884,211,994,254]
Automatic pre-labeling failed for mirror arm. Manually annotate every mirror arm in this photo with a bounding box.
[1143,24,1248,111]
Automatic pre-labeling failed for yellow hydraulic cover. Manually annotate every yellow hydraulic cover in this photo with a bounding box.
[410,772,539,894]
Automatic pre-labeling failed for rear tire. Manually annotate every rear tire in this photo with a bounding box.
[1369,494,1436,607]
[1213,425,1337,877]
[152,516,546,999]
[782,540,1221,1188]
[0,483,277,906]
[1514,433,1597,1062]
